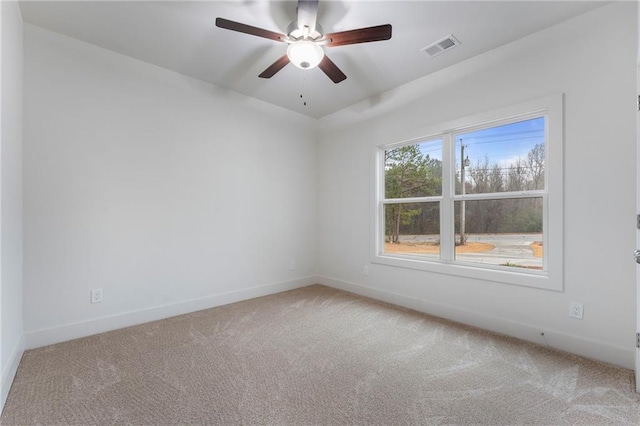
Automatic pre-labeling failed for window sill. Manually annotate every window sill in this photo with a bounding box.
[372,253,562,291]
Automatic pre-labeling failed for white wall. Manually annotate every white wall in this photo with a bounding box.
[23,25,318,346]
[318,2,637,368]
[0,0,25,411]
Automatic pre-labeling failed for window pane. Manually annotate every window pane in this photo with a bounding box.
[455,117,545,194]
[385,140,443,198]
[384,202,440,258]
[454,198,543,270]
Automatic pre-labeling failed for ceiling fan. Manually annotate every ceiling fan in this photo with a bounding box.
[215,0,392,84]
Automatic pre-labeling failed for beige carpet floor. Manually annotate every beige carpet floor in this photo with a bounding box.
[2,284,639,425]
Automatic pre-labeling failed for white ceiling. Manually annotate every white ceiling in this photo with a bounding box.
[19,1,607,118]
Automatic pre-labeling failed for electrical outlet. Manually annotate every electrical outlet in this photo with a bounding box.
[362,265,369,276]
[91,288,103,304]
[569,302,583,319]
[290,260,296,271]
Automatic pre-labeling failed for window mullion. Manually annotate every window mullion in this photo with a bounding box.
[440,133,454,261]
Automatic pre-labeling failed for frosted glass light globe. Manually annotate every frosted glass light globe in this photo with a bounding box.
[287,41,324,70]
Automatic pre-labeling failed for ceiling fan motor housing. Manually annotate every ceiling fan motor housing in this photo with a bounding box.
[287,21,324,40]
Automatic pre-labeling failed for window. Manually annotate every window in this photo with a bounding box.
[374,95,563,290]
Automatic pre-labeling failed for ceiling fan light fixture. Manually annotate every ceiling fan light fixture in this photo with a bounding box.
[287,40,324,69]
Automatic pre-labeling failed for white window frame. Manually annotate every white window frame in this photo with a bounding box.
[373,94,563,291]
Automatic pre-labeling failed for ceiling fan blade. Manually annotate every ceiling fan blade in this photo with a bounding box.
[215,17,286,42]
[259,55,291,79]
[318,55,347,84]
[325,24,392,47]
[297,0,319,33]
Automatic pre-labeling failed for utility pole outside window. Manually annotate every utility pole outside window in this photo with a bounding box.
[460,141,469,246]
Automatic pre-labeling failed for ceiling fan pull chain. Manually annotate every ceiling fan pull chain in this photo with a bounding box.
[300,72,307,106]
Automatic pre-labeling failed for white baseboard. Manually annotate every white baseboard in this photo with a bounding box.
[21,274,633,370]
[1,334,25,415]
[26,276,318,350]
[318,276,634,370]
